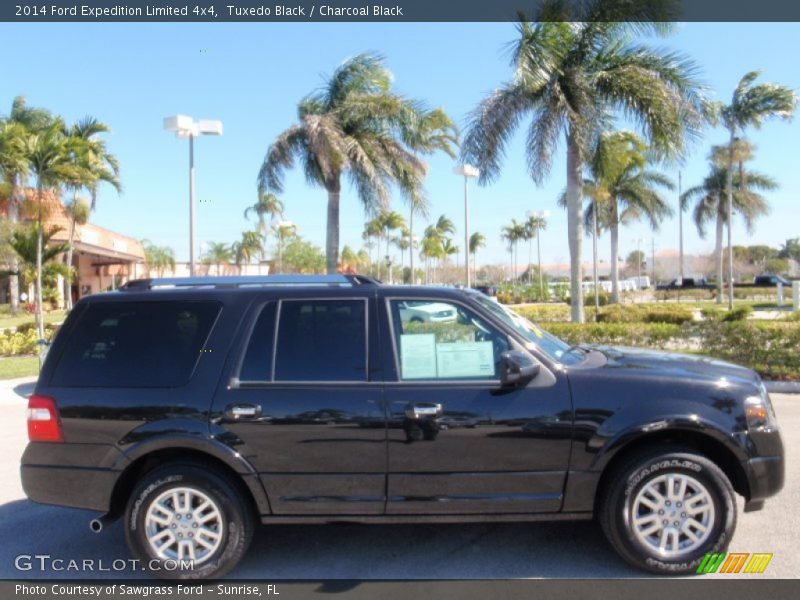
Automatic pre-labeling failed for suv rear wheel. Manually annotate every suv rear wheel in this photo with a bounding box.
[125,463,254,579]
[599,447,737,574]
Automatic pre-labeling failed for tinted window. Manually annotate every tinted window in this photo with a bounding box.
[239,303,277,381]
[51,301,220,388]
[389,299,508,380]
[274,300,367,382]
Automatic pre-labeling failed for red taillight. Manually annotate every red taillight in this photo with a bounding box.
[27,395,63,443]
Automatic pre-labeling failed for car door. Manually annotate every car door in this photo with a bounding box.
[380,294,573,515]
[211,293,386,515]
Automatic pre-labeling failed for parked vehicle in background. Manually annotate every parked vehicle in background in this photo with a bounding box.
[753,274,791,287]
[657,277,712,291]
[21,275,784,579]
[398,300,458,323]
[472,284,499,298]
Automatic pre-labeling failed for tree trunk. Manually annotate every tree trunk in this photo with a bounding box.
[409,206,414,282]
[610,198,620,303]
[325,181,341,274]
[566,133,585,323]
[65,212,77,310]
[715,203,724,304]
[725,131,736,310]
[35,186,45,340]
[8,175,22,315]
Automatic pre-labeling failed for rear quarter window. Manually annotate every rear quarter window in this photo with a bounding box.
[50,301,221,388]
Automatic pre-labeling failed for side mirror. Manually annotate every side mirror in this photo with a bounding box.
[500,350,540,388]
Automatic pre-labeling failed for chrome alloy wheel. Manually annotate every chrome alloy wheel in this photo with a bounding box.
[630,473,715,558]
[144,487,224,564]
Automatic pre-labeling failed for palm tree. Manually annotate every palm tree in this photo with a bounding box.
[682,163,776,301]
[24,121,74,338]
[461,1,706,322]
[420,225,443,284]
[203,242,234,275]
[244,191,284,262]
[63,197,90,307]
[501,219,526,282]
[717,71,796,308]
[377,210,405,283]
[394,227,411,279]
[468,231,486,283]
[271,221,297,274]
[234,230,264,267]
[574,131,675,303]
[257,53,457,273]
[1,97,54,314]
[10,225,70,298]
[524,215,548,294]
[434,214,455,238]
[142,241,176,277]
[62,116,121,309]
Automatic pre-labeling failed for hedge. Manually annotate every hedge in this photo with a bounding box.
[538,320,800,381]
[545,322,685,350]
[697,321,800,381]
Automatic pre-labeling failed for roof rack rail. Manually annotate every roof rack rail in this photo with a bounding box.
[120,273,382,291]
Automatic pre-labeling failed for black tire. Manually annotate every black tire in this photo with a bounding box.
[599,447,737,575]
[124,463,254,580]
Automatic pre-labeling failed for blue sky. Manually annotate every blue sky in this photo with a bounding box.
[2,22,799,268]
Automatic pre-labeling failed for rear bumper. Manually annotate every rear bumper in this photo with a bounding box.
[21,464,118,512]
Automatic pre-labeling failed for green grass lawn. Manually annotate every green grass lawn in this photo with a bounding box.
[0,306,67,330]
[0,355,39,380]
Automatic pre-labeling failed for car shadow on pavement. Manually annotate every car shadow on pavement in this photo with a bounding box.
[0,499,641,579]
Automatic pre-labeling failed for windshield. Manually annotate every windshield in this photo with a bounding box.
[468,292,584,365]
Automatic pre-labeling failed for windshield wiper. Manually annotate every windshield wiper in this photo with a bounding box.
[566,344,591,355]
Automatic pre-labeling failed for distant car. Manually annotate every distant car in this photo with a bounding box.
[398,300,457,323]
[472,284,498,297]
[753,275,791,287]
[657,277,711,291]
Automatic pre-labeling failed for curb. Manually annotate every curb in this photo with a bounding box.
[764,381,800,394]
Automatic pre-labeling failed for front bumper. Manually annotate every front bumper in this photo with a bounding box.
[742,454,784,512]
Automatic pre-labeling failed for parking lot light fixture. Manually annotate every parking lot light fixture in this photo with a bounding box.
[453,165,479,288]
[163,115,223,276]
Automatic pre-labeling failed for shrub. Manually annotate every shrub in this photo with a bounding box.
[513,304,571,323]
[0,324,56,356]
[544,322,685,350]
[698,321,800,381]
[595,304,694,325]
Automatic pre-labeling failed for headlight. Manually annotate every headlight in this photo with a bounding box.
[744,384,778,430]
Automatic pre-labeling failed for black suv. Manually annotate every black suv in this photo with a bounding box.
[22,275,784,578]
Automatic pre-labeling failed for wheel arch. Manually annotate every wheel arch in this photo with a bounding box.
[108,445,270,519]
[593,428,751,512]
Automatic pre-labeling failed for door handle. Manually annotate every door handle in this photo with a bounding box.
[226,404,262,420]
[405,402,443,420]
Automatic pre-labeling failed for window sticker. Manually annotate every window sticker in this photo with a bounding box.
[400,333,437,379]
[435,341,494,379]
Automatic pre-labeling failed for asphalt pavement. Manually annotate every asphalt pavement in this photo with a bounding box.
[0,377,796,580]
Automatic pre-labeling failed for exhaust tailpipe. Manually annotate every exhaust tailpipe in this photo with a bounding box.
[89,515,111,533]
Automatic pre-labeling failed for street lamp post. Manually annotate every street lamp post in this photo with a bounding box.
[453,165,479,288]
[163,115,222,276]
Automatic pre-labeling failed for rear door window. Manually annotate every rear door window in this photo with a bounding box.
[50,301,220,387]
[274,299,367,382]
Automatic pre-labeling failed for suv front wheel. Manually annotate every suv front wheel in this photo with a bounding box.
[599,448,737,574]
[125,463,254,579]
